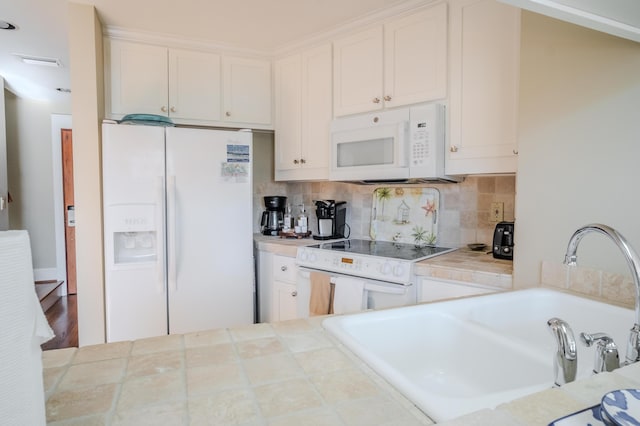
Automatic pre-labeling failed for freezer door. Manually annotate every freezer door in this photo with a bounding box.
[102,123,168,342]
[166,127,254,334]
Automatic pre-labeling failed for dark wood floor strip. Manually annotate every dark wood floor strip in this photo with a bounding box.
[41,295,78,350]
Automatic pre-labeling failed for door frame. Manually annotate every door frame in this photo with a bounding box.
[51,114,72,291]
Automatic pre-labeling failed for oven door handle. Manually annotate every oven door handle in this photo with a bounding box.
[299,267,412,294]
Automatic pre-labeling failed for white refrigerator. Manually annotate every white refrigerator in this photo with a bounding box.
[102,122,254,342]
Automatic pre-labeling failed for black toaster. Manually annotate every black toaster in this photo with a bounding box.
[493,221,514,260]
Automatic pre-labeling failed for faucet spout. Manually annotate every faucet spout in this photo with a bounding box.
[547,317,577,386]
[563,224,640,364]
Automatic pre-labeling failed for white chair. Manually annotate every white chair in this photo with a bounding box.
[0,230,54,425]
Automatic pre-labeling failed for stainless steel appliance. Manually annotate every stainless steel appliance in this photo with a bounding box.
[261,196,287,236]
[313,200,347,240]
[296,239,456,314]
[329,103,461,183]
[493,221,514,260]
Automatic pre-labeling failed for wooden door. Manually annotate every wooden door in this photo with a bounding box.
[61,129,77,294]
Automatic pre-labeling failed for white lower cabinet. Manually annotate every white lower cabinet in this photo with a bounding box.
[418,277,499,303]
[257,251,299,323]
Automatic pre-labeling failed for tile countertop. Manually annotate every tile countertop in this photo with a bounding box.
[42,316,640,425]
[42,317,433,425]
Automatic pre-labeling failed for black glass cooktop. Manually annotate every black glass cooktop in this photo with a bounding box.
[310,239,456,262]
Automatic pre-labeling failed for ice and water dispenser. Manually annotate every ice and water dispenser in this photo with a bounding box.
[109,204,158,265]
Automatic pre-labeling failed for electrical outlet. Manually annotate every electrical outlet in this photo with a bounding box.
[490,202,504,223]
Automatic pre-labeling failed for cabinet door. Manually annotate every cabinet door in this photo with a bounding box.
[447,0,520,175]
[333,27,384,116]
[273,281,299,322]
[301,44,332,174]
[274,55,302,172]
[222,57,272,125]
[384,3,448,108]
[107,39,168,117]
[419,278,498,303]
[168,49,221,122]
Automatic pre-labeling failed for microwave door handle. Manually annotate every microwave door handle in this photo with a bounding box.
[397,122,408,167]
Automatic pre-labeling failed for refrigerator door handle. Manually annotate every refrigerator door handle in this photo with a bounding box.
[157,176,166,294]
[167,175,178,292]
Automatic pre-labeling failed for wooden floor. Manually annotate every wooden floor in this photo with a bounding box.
[41,295,79,351]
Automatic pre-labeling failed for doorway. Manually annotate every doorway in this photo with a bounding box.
[61,129,77,294]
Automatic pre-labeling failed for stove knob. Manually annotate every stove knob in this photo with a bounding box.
[393,264,405,277]
[299,250,308,262]
[381,262,392,275]
[309,252,318,263]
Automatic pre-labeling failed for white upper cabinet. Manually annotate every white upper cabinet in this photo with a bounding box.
[275,44,332,181]
[333,27,384,116]
[107,39,168,117]
[333,2,447,116]
[168,49,221,122]
[222,57,272,126]
[106,39,272,128]
[447,0,521,175]
[384,3,448,108]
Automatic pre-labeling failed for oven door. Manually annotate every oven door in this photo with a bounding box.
[297,268,417,317]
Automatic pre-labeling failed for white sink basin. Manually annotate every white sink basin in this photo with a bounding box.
[322,288,634,422]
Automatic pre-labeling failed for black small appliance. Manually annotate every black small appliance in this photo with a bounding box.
[313,200,347,240]
[260,196,287,236]
[493,221,514,260]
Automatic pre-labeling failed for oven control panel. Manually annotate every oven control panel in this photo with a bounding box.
[296,246,413,285]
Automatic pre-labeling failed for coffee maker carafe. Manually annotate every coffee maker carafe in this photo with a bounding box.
[313,200,347,240]
[261,196,287,236]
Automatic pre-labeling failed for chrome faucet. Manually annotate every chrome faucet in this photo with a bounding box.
[580,332,619,373]
[564,223,640,364]
[547,317,577,386]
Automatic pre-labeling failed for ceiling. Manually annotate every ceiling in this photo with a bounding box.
[0,0,409,103]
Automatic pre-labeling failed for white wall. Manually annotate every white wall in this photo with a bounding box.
[4,92,71,278]
[68,2,106,345]
[514,12,640,288]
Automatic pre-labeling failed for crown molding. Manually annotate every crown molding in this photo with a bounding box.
[104,0,441,59]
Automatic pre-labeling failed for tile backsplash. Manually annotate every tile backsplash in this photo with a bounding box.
[253,176,516,248]
[540,260,634,309]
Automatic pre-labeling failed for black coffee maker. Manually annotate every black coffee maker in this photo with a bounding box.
[261,196,287,236]
[313,200,347,240]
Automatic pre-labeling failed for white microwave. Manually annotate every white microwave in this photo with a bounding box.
[329,104,461,183]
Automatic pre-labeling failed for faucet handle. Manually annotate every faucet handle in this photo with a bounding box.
[547,317,577,386]
[580,332,620,373]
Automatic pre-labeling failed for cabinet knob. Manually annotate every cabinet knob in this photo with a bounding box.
[161,106,167,113]
[384,95,392,102]
[450,145,459,153]
[291,291,297,297]
[225,111,231,117]
[281,265,287,271]
[300,158,306,164]
[170,106,176,113]
[293,159,299,165]
[372,97,381,104]
[513,149,519,155]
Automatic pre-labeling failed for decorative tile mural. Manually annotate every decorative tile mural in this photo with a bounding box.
[369,187,441,246]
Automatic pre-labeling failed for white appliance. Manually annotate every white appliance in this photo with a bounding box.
[102,122,254,342]
[329,103,461,183]
[296,239,457,314]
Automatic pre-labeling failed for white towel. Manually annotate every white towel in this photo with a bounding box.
[332,276,366,314]
[0,230,54,426]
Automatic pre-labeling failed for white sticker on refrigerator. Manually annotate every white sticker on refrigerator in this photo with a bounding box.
[220,162,249,182]
[226,144,250,163]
